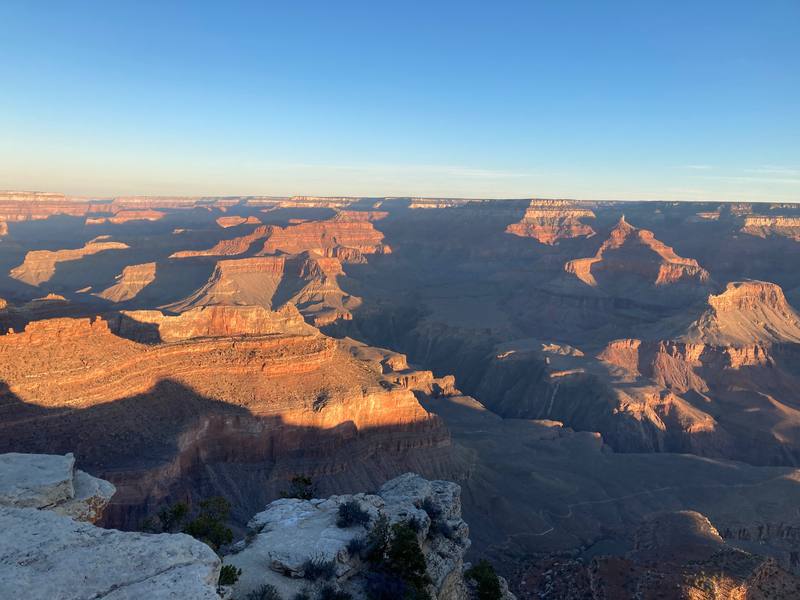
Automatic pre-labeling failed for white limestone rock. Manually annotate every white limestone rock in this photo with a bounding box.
[0,452,116,523]
[0,506,222,600]
[0,452,76,509]
[226,473,490,600]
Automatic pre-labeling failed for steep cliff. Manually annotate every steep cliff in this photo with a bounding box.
[94,262,157,302]
[0,313,453,528]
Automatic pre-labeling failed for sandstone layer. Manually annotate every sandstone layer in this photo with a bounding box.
[94,262,157,302]
[0,311,452,528]
[506,199,596,245]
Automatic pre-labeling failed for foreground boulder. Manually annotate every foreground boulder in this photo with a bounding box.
[0,452,222,599]
[225,472,515,600]
[0,452,115,523]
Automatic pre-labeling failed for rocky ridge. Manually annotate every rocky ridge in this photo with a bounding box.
[225,472,515,600]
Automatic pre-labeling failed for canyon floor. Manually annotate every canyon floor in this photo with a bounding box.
[3,192,800,597]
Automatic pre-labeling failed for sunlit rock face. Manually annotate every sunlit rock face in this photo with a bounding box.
[506,199,596,245]
[564,216,710,290]
[0,309,454,529]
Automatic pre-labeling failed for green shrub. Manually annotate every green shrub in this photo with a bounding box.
[465,560,502,600]
[365,514,390,564]
[336,500,371,528]
[302,556,337,580]
[346,535,367,556]
[183,496,233,550]
[386,522,431,596]
[281,475,315,500]
[158,501,189,532]
[246,584,283,600]
[218,564,241,586]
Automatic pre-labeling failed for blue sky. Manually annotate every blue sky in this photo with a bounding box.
[1,1,798,201]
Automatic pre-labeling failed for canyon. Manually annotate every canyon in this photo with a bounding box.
[2,194,800,598]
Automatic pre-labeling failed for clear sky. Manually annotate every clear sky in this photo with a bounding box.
[1,1,798,201]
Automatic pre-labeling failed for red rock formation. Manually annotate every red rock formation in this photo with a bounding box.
[683,281,800,345]
[258,218,391,257]
[166,256,286,311]
[110,304,315,342]
[216,215,262,228]
[9,237,130,286]
[87,209,166,225]
[0,314,451,528]
[565,216,710,287]
[506,200,596,245]
[170,225,272,258]
[94,263,157,303]
[741,216,800,241]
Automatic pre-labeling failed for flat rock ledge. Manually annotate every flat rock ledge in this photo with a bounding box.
[0,452,116,523]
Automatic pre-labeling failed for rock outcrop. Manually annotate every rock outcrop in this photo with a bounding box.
[505,200,596,245]
[9,237,130,286]
[110,304,316,342]
[171,225,272,258]
[741,215,800,241]
[258,215,391,257]
[0,452,221,600]
[87,209,166,225]
[94,262,157,302]
[166,256,286,310]
[683,280,800,345]
[0,452,115,523]
[216,215,262,228]
[564,216,710,289]
[225,472,514,600]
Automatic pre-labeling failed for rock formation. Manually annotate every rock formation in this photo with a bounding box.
[257,214,391,257]
[166,254,363,326]
[0,452,221,599]
[505,199,596,244]
[216,215,262,228]
[683,280,800,345]
[515,510,800,599]
[94,262,157,302]
[564,216,710,289]
[166,256,286,310]
[0,452,115,523]
[0,311,453,528]
[9,237,130,286]
[741,215,800,241]
[225,472,514,600]
[87,209,166,225]
[110,304,316,342]
[171,225,272,258]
